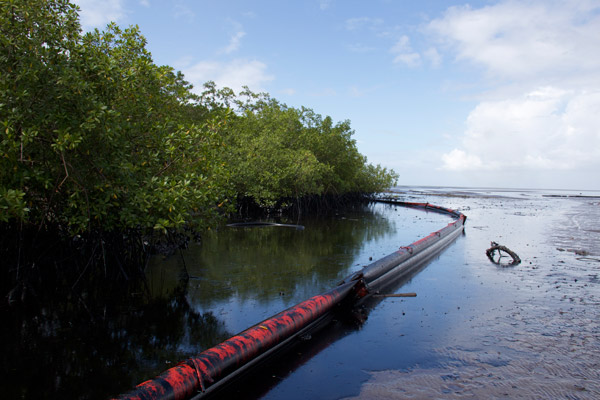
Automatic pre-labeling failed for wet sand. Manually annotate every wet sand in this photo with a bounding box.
[344,188,600,399]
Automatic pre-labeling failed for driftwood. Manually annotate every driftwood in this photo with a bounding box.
[486,241,521,265]
[373,292,417,298]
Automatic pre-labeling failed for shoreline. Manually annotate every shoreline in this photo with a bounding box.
[342,188,600,399]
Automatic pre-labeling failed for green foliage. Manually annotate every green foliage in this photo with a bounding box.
[199,83,398,207]
[1,0,232,233]
[1,0,396,236]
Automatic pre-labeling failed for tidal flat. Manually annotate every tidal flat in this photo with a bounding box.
[148,187,600,399]
[2,187,599,399]
[341,187,600,400]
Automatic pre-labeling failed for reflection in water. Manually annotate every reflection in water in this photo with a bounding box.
[191,204,397,299]
[0,277,231,400]
[149,203,398,302]
[201,242,448,400]
[146,202,451,335]
[2,201,454,400]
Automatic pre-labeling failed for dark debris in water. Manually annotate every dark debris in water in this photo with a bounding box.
[486,241,521,266]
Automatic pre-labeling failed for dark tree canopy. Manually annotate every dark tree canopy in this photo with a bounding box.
[0,0,398,235]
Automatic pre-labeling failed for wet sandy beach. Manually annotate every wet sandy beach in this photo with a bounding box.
[343,188,600,399]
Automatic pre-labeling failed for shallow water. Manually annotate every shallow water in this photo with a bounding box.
[2,188,599,399]
[339,188,600,400]
[148,187,600,399]
[146,202,453,344]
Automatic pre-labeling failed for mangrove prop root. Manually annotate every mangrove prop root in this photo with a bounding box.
[486,241,521,265]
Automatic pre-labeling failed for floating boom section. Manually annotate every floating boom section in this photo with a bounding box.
[115,281,360,400]
[342,202,466,291]
[114,201,466,400]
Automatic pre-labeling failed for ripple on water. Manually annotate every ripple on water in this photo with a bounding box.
[342,193,600,400]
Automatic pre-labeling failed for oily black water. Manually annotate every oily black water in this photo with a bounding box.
[2,189,599,399]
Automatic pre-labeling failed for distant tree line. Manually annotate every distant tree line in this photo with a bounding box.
[0,0,397,241]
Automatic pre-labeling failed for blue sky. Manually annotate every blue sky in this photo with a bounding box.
[73,0,600,190]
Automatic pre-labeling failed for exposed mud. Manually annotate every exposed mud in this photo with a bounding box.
[343,188,600,400]
[4,187,598,399]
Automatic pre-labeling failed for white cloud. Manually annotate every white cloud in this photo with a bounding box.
[430,0,600,183]
[219,20,246,55]
[428,0,600,83]
[441,149,484,171]
[73,0,126,30]
[281,88,296,96]
[441,87,600,171]
[349,86,365,98]
[390,35,421,67]
[348,84,383,98]
[182,59,274,94]
[174,3,195,21]
[221,30,246,54]
[345,17,384,31]
[393,52,421,67]
[319,0,333,11]
[346,43,376,53]
[423,47,442,68]
[310,88,337,97]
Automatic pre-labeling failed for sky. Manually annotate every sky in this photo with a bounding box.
[72,0,600,190]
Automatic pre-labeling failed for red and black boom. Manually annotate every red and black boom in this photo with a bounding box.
[114,201,466,400]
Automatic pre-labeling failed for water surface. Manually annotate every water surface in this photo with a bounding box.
[146,202,453,342]
[3,189,599,399]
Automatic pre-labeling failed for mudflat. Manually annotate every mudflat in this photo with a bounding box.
[343,187,600,400]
